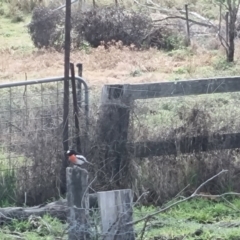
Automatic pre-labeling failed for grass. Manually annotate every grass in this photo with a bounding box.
[0,148,23,207]
[134,198,240,239]
[1,198,240,239]
[0,0,240,85]
[0,2,32,50]
[0,214,67,239]
[132,91,240,142]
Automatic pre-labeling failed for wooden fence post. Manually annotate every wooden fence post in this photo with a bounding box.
[97,85,132,188]
[67,166,89,240]
[76,63,82,108]
[98,189,135,240]
[185,4,191,46]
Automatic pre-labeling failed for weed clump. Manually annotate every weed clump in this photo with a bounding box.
[72,7,151,49]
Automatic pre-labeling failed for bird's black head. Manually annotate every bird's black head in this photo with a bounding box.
[67,149,77,156]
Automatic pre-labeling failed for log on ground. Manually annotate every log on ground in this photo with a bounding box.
[0,193,98,224]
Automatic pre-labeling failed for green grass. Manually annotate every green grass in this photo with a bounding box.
[0,2,33,51]
[0,214,67,240]
[1,198,240,239]
[0,147,33,207]
[134,198,240,239]
[132,92,240,142]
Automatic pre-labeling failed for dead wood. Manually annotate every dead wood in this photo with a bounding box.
[0,193,98,224]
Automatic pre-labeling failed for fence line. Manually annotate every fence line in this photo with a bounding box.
[98,75,240,178]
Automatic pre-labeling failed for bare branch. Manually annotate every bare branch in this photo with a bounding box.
[139,219,149,240]
[221,196,240,212]
[127,169,229,226]
[153,16,212,27]
[195,192,240,198]
[192,169,228,195]
[219,3,222,33]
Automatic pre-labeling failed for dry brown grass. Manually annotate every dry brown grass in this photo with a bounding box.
[2,39,240,87]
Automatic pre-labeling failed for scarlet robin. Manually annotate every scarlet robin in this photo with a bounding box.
[66,149,93,166]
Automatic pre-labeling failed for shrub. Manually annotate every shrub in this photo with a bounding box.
[28,3,64,50]
[0,149,17,206]
[72,7,152,49]
[0,169,16,207]
[28,5,185,51]
[143,27,185,51]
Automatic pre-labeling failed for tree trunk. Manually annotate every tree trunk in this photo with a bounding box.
[226,3,238,62]
[227,12,235,62]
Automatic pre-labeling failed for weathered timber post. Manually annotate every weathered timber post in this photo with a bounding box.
[185,4,190,46]
[61,0,72,195]
[67,166,89,240]
[97,85,132,188]
[98,189,135,240]
[76,63,82,108]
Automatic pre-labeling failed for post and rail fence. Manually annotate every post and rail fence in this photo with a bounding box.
[2,69,240,238]
[97,76,240,186]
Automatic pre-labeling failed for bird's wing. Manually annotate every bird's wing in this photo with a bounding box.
[76,155,87,162]
[76,155,93,165]
[76,158,85,165]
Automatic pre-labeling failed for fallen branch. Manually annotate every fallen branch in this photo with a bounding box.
[153,16,212,28]
[134,0,217,28]
[0,193,98,224]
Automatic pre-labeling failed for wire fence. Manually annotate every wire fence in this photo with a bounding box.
[131,93,240,142]
[127,90,240,203]
[0,77,89,206]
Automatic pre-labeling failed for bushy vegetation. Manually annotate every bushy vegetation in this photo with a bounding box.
[28,4,64,50]
[28,5,185,51]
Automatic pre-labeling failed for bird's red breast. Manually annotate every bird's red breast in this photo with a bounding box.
[69,155,77,164]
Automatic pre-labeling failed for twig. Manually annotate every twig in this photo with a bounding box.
[126,169,228,226]
[174,184,190,199]
[132,191,150,208]
[139,218,148,240]
[192,169,228,196]
[81,175,97,208]
[221,196,240,212]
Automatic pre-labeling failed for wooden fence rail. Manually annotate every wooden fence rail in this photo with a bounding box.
[103,76,240,102]
[99,76,240,175]
[129,132,240,157]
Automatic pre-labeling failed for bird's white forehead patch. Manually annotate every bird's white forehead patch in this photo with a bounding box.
[67,150,70,154]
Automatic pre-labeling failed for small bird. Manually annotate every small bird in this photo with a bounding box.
[66,149,93,166]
